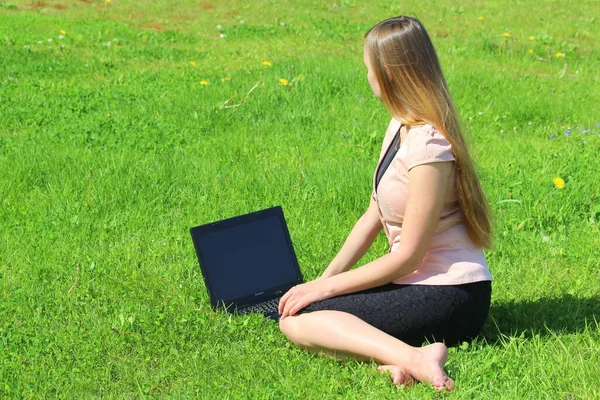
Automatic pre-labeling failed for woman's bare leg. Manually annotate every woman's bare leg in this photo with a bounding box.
[279,310,453,391]
[283,332,415,387]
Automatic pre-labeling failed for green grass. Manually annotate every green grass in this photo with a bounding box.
[1,0,599,398]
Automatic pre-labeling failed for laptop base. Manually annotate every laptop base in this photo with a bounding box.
[237,297,281,321]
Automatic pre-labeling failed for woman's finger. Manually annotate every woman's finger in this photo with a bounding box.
[278,288,293,314]
[288,301,305,317]
[282,297,294,318]
[280,296,290,318]
[282,295,299,319]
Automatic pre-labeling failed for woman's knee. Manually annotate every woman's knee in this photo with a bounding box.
[279,314,310,346]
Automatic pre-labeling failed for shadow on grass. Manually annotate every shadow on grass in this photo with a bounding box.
[483,294,600,343]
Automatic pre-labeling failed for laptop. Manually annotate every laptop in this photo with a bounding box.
[189,206,304,321]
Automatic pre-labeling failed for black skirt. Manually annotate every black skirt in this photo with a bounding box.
[298,280,492,347]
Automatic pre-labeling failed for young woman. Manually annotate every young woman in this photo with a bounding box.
[278,16,493,391]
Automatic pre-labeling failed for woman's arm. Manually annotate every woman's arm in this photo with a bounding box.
[324,161,453,296]
[279,161,454,319]
[319,196,383,279]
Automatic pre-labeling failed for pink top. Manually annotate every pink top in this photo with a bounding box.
[372,120,492,285]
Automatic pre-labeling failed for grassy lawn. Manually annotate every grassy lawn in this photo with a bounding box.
[1,0,599,398]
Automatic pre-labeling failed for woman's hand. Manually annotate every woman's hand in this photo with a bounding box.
[278,279,332,320]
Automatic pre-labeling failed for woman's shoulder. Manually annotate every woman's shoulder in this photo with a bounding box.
[406,123,444,139]
[405,124,455,169]
[405,123,452,148]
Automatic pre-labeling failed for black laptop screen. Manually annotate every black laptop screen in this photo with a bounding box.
[195,213,300,303]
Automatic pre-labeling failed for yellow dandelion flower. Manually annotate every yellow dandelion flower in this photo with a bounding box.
[200,80,208,86]
[553,177,565,189]
[221,76,231,82]
[107,113,111,117]
[555,52,564,58]
[60,30,66,35]
[528,35,535,40]
[478,16,484,20]
[503,32,511,38]
[262,61,272,67]
[528,49,533,54]
[189,61,196,67]
[105,0,111,3]
[279,78,288,86]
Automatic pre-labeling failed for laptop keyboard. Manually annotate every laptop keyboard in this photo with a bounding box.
[239,298,280,314]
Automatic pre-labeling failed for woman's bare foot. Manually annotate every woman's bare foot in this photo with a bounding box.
[406,343,454,391]
[378,365,415,387]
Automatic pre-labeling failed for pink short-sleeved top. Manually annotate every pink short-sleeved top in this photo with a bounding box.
[371,119,492,285]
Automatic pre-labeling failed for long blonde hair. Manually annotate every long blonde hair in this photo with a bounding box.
[365,16,493,249]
